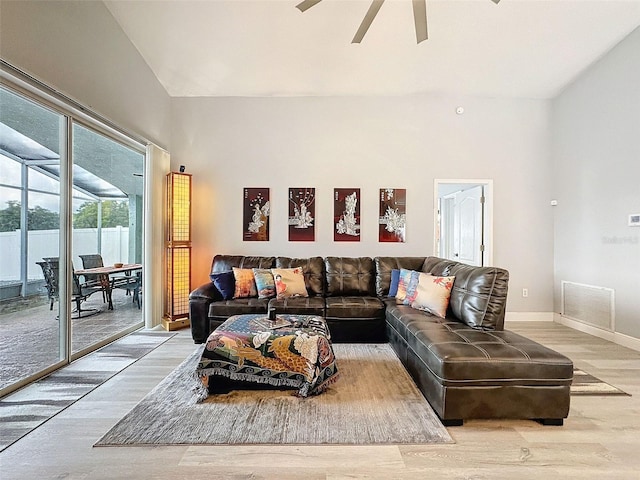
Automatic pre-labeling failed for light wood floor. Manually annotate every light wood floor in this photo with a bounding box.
[1,321,639,479]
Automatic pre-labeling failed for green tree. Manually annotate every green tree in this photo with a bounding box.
[0,200,19,232]
[73,200,129,228]
[30,205,60,230]
[0,200,60,232]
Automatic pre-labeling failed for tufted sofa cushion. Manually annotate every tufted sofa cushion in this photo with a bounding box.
[208,297,269,319]
[374,256,427,297]
[405,321,573,386]
[325,296,384,320]
[267,296,325,316]
[325,257,375,296]
[275,256,325,296]
[211,255,275,274]
[422,257,509,331]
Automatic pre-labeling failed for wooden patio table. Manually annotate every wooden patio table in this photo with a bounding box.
[75,263,142,310]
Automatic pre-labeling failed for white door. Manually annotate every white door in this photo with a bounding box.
[440,185,484,266]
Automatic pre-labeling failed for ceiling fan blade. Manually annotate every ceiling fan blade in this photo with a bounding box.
[490,0,501,4]
[352,0,385,44]
[296,0,323,12]
[412,0,428,43]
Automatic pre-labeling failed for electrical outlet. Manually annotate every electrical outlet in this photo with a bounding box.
[522,288,529,298]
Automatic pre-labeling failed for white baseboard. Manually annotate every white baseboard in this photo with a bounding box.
[505,311,555,322]
[554,313,640,352]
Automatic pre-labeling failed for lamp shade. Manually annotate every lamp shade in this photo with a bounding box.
[163,172,192,330]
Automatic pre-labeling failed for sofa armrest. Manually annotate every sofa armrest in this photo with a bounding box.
[189,282,221,343]
[189,282,221,301]
[423,257,509,331]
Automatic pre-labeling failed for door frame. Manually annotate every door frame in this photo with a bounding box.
[0,65,149,397]
[433,179,494,267]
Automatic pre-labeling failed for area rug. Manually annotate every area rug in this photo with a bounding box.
[95,343,454,446]
[0,329,176,452]
[571,368,630,396]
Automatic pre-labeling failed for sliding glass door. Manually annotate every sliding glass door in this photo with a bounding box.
[70,123,144,356]
[0,83,145,396]
[0,86,66,392]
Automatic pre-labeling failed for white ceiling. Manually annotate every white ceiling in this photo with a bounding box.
[104,0,640,99]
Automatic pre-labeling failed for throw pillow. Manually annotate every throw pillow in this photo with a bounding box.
[271,267,309,299]
[395,268,410,302]
[396,268,419,304]
[232,267,258,298]
[388,269,400,297]
[209,271,235,300]
[411,273,455,318]
[252,268,276,299]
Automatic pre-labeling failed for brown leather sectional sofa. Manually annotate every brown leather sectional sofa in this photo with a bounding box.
[189,255,573,425]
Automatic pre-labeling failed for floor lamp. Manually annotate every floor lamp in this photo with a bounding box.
[163,171,192,331]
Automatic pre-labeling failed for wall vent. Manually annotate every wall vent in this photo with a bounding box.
[561,281,615,332]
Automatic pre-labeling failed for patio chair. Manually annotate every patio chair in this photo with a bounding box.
[113,270,142,309]
[36,260,59,311]
[80,253,130,297]
[37,259,102,318]
[78,254,108,302]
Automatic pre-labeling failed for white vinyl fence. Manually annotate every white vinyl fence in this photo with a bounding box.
[0,227,130,282]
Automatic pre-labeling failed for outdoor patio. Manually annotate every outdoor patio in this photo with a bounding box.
[0,288,143,392]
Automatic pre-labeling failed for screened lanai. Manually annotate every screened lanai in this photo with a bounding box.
[0,85,145,395]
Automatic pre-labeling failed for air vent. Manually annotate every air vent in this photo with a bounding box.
[561,281,615,332]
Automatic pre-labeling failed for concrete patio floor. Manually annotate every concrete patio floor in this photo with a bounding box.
[0,289,143,392]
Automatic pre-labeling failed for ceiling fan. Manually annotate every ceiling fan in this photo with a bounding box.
[296,0,501,44]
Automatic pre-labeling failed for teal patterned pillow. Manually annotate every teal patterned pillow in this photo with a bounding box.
[403,270,421,305]
[252,268,276,299]
[396,268,420,305]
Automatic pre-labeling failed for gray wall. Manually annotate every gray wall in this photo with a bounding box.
[551,27,640,339]
[171,95,554,314]
[0,0,171,148]
[7,1,635,329]
[1,0,172,326]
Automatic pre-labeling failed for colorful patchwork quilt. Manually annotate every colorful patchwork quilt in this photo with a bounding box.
[196,314,339,398]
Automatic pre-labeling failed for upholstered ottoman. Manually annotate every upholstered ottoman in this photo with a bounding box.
[196,313,339,398]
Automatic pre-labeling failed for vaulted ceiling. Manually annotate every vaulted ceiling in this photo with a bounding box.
[105,0,640,98]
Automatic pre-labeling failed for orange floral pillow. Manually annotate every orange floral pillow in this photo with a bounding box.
[410,273,455,318]
[232,268,257,298]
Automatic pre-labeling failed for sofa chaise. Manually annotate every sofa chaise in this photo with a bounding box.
[189,255,573,425]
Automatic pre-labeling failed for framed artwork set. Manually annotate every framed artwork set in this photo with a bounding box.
[379,188,406,243]
[243,188,270,241]
[288,188,316,241]
[242,187,406,243]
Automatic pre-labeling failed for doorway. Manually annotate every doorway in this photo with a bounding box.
[434,179,493,267]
